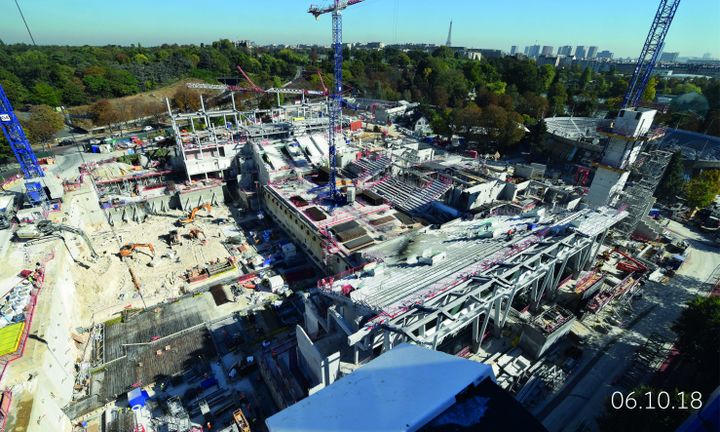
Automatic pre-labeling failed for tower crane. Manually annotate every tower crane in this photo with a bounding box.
[308,0,365,206]
[621,0,681,108]
[0,83,48,206]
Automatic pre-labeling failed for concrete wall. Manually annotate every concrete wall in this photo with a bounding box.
[104,185,223,224]
[7,249,80,432]
[295,325,341,394]
[585,168,628,208]
[177,185,223,211]
[519,316,576,359]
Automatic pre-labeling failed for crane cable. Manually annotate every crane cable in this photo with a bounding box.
[14,0,37,46]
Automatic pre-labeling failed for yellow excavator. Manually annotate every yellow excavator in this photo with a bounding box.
[178,203,212,225]
[119,243,155,259]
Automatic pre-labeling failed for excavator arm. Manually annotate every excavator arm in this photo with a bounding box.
[178,203,212,225]
[36,220,98,258]
[119,243,155,259]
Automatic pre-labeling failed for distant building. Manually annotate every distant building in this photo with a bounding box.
[234,40,255,49]
[477,48,503,59]
[527,44,541,58]
[537,55,560,67]
[597,50,614,60]
[557,45,573,56]
[523,46,530,55]
[363,42,385,49]
[510,45,518,55]
[464,50,482,61]
[588,46,598,59]
[660,52,680,62]
[541,46,553,56]
[575,45,586,59]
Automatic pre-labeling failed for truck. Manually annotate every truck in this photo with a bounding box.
[0,194,16,229]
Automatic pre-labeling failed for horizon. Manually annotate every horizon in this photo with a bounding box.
[1,0,718,58]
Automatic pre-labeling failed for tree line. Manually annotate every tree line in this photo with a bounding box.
[1,39,718,160]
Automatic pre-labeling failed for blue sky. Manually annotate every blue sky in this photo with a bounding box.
[1,0,718,58]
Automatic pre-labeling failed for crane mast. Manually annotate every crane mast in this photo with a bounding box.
[621,0,681,108]
[308,0,365,205]
[0,84,48,206]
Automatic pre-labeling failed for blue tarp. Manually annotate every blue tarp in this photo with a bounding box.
[128,388,149,408]
[201,377,218,389]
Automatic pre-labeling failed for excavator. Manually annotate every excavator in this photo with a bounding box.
[178,203,212,225]
[16,220,98,259]
[119,243,155,260]
[187,227,206,241]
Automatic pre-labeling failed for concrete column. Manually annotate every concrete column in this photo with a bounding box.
[584,229,608,270]
[477,308,493,349]
[532,266,554,311]
[382,331,391,352]
[492,297,503,337]
[549,255,571,297]
[432,315,443,350]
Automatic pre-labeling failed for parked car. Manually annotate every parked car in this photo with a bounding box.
[143,126,154,132]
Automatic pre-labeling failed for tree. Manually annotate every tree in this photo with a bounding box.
[548,81,568,115]
[672,82,702,95]
[538,65,556,93]
[480,105,526,149]
[579,67,593,91]
[91,99,120,126]
[671,296,720,391]
[31,82,62,106]
[172,87,201,112]
[684,169,720,209]
[655,151,685,202]
[22,105,65,149]
[642,76,659,103]
[453,104,483,142]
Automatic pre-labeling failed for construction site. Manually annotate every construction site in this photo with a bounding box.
[0,0,717,431]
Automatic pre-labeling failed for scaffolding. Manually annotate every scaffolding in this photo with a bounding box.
[616,150,672,235]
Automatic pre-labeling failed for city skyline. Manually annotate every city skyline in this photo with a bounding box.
[0,0,718,58]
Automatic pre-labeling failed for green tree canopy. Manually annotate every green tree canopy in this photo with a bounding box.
[671,296,720,390]
[23,105,64,144]
[684,169,720,209]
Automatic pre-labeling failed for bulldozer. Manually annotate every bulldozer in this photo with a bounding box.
[178,203,212,225]
[119,243,155,261]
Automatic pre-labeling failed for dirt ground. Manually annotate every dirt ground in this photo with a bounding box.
[67,205,237,325]
[66,78,217,128]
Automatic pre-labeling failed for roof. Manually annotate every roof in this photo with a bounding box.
[265,343,495,432]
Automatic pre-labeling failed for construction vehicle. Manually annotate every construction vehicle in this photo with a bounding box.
[178,203,212,225]
[232,408,251,432]
[119,243,155,260]
[163,229,182,246]
[187,227,206,241]
[0,194,16,230]
[16,220,98,258]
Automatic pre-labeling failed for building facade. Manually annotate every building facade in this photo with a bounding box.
[575,46,586,59]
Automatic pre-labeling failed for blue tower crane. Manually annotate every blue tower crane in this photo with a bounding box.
[308,0,365,206]
[621,0,681,109]
[0,83,48,205]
